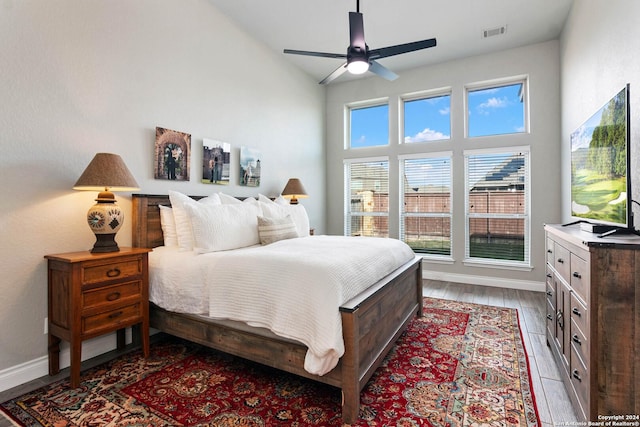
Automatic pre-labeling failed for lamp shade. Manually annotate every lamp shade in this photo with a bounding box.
[73,153,140,192]
[281,178,308,205]
[73,153,140,253]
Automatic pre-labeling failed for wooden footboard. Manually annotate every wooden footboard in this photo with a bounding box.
[132,194,423,423]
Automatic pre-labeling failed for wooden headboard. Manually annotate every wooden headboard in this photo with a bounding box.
[132,194,172,248]
[131,193,252,248]
[132,193,204,248]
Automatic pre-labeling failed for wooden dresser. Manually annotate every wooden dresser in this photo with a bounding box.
[544,224,640,421]
[45,247,151,388]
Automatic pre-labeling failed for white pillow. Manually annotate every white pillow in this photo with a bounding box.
[218,192,242,204]
[257,215,298,245]
[186,203,262,253]
[258,194,310,237]
[159,205,178,247]
[168,190,221,251]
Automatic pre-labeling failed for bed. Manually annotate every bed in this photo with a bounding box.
[131,193,423,423]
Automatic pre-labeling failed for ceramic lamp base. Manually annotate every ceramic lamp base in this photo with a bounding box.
[86,191,124,253]
[91,233,120,253]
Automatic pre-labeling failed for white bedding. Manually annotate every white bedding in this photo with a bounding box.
[149,235,416,376]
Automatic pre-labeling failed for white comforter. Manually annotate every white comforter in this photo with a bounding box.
[149,235,415,376]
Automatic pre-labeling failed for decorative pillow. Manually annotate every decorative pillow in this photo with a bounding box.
[159,205,178,247]
[258,194,310,237]
[168,190,222,251]
[257,215,298,245]
[186,203,262,253]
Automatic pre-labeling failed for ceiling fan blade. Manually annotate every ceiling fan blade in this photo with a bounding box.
[319,62,348,85]
[370,38,437,60]
[369,60,398,81]
[283,49,347,59]
[348,12,366,51]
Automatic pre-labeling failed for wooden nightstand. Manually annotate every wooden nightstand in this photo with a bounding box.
[45,247,151,388]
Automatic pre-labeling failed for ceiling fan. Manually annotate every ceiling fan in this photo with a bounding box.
[283,0,437,85]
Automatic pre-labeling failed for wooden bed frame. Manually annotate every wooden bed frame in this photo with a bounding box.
[131,193,423,423]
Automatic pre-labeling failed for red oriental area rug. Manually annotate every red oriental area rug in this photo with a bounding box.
[1,298,539,426]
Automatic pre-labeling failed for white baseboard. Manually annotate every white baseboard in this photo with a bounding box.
[423,270,545,292]
[0,333,123,394]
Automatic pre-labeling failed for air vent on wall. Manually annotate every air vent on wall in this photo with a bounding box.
[483,26,507,38]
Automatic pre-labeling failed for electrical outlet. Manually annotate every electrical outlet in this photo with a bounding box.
[44,317,48,335]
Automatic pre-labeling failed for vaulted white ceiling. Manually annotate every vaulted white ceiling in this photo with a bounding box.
[209,0,574,84]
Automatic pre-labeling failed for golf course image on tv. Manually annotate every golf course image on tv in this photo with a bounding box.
[570,85,629,227]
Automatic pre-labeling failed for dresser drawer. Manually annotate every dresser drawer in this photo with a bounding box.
[570,292,588,340]
[82,303,142,336]
[569,253,589,302]
[545,268,556,309]
[82,257,143,285]
[553,243,571,283]
[570,343,589,419]
[570,316,589,367]
[82,281,142,310]
[546,238,555,265]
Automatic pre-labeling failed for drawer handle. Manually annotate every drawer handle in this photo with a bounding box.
[572,271,581,279]
[108,311,123,319]
[546,314,553,321]
[572,334,582,345]
[546,291,553,297]
[572,307,582,317]
[546,273,552,278]
[556,310,564,330]
[557,258,564,264]
[572,369,582,382]
[106,292,121,302]
[547,249,553,254]
[106,268,121,278]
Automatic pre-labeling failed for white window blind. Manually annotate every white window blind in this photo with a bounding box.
[400,153,452,257]
[465,148,530,265]
[344,159,389,237]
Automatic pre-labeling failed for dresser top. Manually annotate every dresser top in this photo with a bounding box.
[545,223,640,249]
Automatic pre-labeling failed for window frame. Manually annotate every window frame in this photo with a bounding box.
[345,98,390,150]
[400,88,452,144]
[463,146,532,270]
[465,76,529,139]
[399,151,453,260]
[344,156,390,237]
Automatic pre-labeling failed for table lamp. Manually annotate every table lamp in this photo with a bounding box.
[281,178,308,204]
[73,153,140,253]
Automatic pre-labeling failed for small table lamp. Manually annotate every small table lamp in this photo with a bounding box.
[281,178,308,204]
[73,153,140,253]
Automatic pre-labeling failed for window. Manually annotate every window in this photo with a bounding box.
[467,80,526,138]
[349,103,389,148]
[403,93,451,143]
[344,158,389,237]
[400,153,452,257]
[464,148,530,266]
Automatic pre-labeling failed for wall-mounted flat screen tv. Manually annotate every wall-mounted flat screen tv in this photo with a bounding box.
[570,84,631,229]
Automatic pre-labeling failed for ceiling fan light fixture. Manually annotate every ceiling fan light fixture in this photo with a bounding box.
[347,58,369,74]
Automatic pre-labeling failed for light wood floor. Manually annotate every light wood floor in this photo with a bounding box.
[1,280,577,426]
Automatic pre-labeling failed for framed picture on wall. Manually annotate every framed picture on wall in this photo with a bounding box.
[154,127,191,181]
[239,146,261,187]
[202,139,230,185]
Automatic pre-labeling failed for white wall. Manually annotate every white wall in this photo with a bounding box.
[0,0,325,387]
[325,41,562,287]
[560,0,640,228]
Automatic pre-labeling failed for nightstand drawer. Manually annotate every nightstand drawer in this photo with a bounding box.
[82,258,142,284]
[82,281,142,310]
[82,303,142,336]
